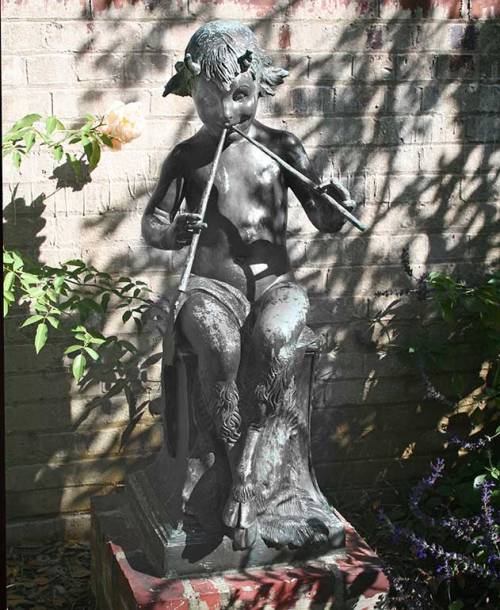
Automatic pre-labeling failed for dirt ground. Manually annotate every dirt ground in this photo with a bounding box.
[6,540,96,610]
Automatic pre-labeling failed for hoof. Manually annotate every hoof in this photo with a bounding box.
[223,498,240,528]
[223,497,256,529]
[233,523,258,551]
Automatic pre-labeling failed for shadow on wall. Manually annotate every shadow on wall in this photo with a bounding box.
[4,0,499,531]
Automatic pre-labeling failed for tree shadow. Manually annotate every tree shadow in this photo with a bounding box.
[4,0,499,541]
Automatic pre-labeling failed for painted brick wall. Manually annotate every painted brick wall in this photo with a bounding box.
[2,0,499,538]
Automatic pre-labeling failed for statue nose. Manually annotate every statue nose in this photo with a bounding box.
[222,101,233,122]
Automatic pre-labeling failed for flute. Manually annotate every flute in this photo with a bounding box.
[171,127,228,319]
[231,125,366,232]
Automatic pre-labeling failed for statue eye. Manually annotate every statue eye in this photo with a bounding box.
[233,89,249,101]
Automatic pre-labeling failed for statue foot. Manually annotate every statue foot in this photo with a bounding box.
[222,496,256,529]
[233,523,258,551]
[223,481,256,529]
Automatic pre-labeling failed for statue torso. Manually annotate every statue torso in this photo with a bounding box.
[182,126,290,300]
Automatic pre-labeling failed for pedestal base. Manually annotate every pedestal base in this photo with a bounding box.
[91,494,388,609]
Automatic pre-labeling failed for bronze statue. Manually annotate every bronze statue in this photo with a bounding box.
[135,20,362,565]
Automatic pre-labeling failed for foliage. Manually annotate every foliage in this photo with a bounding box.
[2,112,111,176]
[3,249,152,381]
[380,449,499,609]
[3,111,151,382]
[375,266,500,609]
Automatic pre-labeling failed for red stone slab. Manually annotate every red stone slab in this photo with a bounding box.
[91,495,388,610]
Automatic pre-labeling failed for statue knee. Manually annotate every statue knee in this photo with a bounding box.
[253,285,309,352]
[178,295,241,381]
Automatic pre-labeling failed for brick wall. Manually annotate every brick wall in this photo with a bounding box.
[3,0,499,539]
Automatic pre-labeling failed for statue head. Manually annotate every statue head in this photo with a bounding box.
[163,20,289,99]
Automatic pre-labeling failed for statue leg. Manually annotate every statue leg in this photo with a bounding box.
[178,292,242,450]
[223,282,309,548]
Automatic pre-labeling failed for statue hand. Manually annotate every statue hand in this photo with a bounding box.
[313,180,356,232]
[315,179,356,211]
[171,212,207,247]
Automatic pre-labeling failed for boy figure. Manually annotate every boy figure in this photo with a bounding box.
[142,21,354,550]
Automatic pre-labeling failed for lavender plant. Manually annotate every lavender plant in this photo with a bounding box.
[371,264,500,609]
[379,447,499,609]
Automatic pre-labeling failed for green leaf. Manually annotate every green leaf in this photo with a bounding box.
[11,114,41,131]
[53,145,64,162]
[64,344,83,355]
[34,301,48,313]
[4,290,15,302]
[100,292,110,312]
[72,353,86,381]
[4,298,10,316]
[66,259,85,268]
[122,310,132,323]
[12,150,22,169]
[45,288,58,302]
[84,346,99,360]
[449,602,464,610]
[83,140,92,166]
[99,132,113,147]
[120,340,137,353]
[27,286,44,298]
[45,116,58,135]
[46,315,60,329]
[23,130,36,153]
[20,272,39,286]
[54,275,66,292]
[34,322,48,354]
[89,336,106,345]
[20,314,44,327]
[3,271,15,293]
[3,251,14,264]
[12,251,24,271]
[89,139,101,172]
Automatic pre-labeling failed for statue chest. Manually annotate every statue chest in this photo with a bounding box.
[189,149,285,242]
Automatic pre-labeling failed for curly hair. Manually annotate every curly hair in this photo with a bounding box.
[163,20,288,98]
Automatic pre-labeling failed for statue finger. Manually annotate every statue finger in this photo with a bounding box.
[341,198,356,210]
[154,207,170,219]
[153,212,170,224]
[189,221,208,231]
[328,178,351,200]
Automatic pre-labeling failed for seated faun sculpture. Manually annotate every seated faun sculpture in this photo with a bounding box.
[140,20,355,555]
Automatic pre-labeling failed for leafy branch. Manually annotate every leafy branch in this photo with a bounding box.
[4,248,153,381]
[2,113,114,177]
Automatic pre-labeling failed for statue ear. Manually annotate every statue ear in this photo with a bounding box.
[163,56,198,97]
[184,53,201,75]
[238,50,253,72]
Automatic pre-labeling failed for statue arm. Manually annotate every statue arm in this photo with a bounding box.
[281,133,353,234]
[141,147,184,250]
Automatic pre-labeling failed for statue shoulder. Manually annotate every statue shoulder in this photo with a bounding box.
[160,138,200,183]
[255,122,304,159]
[166,138,195,168]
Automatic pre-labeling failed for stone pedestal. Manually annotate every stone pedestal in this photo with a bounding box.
[91,494,388,609]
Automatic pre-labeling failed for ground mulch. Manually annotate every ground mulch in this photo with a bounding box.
[6,540,96,610]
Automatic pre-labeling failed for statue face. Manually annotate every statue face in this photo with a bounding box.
[192,71,259,138]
